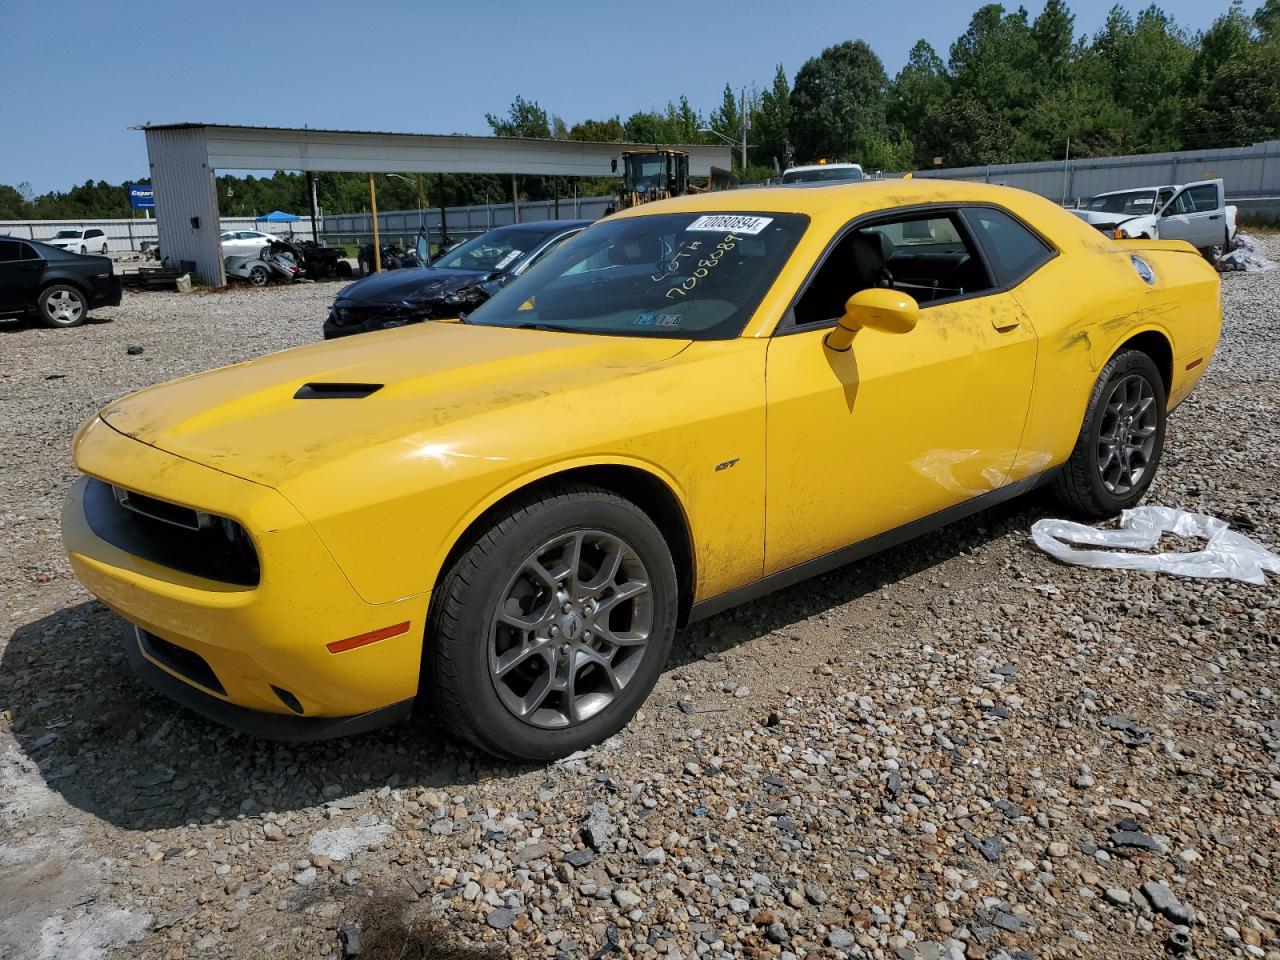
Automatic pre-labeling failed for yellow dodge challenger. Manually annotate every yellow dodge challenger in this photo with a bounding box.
[62,180,1221,761]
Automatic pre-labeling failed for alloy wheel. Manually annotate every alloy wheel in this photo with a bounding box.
[45,290,84,325]
[1096,373,1158,494]
[489,530,653,729]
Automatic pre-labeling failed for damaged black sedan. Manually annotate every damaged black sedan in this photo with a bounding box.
[323,220,588,339]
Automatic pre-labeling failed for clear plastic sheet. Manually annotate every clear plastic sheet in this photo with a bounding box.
[1031,506,1280,585]
[1218,233,1278,273]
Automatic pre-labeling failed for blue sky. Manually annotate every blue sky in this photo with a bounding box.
[2,0,1231,194]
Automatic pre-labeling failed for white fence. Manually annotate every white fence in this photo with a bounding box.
[907,139,1280,206]
[0,195,616,255]
[0,216,317,253]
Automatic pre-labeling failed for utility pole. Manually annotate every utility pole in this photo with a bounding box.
[1061,137,1071,206]
[368,173,381,273]
[740,86,749,171]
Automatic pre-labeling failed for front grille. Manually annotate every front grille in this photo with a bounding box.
[139,629,225,695]
[83,478,260,586]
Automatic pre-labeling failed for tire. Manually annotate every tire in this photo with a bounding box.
[248,265,269,286]
[37,284,88,328]
[336,261,353,278]
[1051,349,1166,518]
[101,243,109,254]
[258,245,271,260]
[427,484,678,762]
[79,245,87,254]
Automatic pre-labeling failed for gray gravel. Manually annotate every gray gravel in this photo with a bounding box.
[1,245,1278,960]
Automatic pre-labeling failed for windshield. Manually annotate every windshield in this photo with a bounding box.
[53,230,82,239]
[433,226,556,273]
[782,167,862,184]
[625,155,667,192]
[1085,191,1158,215]
[466,212,808,340]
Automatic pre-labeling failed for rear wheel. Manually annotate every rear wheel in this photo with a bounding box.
[100,242,109,254]
[1051,349,1166,517]
[248,265,269,286]
[427,484,677,762]
[37,284,88,328]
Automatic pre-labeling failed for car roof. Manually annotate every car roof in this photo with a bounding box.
[784,163,863,173]
[1091,185,1176,197]
[491,220,591,232]
[611,178,1041,218]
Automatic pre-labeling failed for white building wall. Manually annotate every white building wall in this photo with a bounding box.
[145,127,225,285]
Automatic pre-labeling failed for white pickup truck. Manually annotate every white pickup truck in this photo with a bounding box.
[1069,179,1237,256]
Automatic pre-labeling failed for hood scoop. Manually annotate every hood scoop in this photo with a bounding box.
[294,382,384,400]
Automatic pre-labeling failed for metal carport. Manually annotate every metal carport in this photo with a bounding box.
[135,123,732,285]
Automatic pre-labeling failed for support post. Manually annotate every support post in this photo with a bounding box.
[307,172,320,243]
[437,173,448,244]
[553,177,560,219]
[511,174,520,223]
[368,173,381,273]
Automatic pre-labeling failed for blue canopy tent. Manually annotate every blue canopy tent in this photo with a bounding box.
[255,209,301,239]
[256,210,300,222]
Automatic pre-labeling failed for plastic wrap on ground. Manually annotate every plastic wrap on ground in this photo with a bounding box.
[1031,506,1280,585]
[1217,233,1278,273]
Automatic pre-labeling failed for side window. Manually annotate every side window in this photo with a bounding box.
[86,229,102,239]
[0,239,21,263]
[792,211,992,326]
[963,208,1053,287]
[220,232,233,241]
[16,242,40,260]
[1169,190,1196,215]
[1188,184,1219,212]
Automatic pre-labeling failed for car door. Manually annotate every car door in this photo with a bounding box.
[0,240,47,311]
[1157,180,1225,249]
[762,207,1044,575]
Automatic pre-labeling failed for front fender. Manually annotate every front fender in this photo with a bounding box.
[425,455,695,600]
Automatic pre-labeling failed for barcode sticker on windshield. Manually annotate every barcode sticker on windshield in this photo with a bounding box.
[686,215,773,235]
[495,250,522,270]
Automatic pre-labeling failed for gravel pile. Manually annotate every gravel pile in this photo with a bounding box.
[1,247,1278,960]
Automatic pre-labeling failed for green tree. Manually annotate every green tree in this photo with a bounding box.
[752,64,792,171]
[1182,1,1280,146]
[484,95,552,139]
[887,40,950,166]
[568,117,626,141]
[789,40,893,164]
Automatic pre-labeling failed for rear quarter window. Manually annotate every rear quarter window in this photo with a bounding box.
[963,207,1053,287]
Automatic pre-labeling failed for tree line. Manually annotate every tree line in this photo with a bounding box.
[2,0,1276,222]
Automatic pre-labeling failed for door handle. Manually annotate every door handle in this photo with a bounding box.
[1208,214,1221,220]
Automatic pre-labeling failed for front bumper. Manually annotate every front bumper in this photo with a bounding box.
[124,627,413,741]
[62,418,430,730]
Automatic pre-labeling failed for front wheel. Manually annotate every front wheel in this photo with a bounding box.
[427,484,678,762]
[247,265,269,286]
[79,245,87,254]
[1051,349,1166,517]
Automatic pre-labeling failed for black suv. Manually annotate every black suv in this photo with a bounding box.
[0,236,123,328]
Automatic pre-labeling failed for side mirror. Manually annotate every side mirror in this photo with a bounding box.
[824,289,919,352]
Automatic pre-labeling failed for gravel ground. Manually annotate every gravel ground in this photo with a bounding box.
[1,248,1278,960]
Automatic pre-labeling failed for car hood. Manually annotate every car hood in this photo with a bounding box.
[335,266,492,305]
[1067,209,1116,225]
[96,321,689,488]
